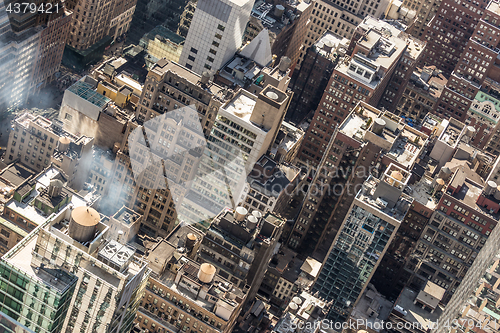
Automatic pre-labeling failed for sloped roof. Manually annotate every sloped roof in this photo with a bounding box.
[239,29,272,67]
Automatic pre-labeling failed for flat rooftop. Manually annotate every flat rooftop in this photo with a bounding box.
[410,176,438,209]
[155,258,243,315]
[113,206,141,226]
[391,287,443,329]
[6,236,77,294]
[222,91,257,123]
[356,177,412,223]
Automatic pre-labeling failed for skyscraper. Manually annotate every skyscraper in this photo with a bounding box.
[178,0,254,75]
[312,164,413,322]
[0,0,71,110]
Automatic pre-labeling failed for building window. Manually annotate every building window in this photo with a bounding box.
[209,49,217,55]
[217,24,225,31]
[190,47,198,54]
[207,56,214,62]
[204,64,211,70]
[188,55,195,62]
[215,33,222,39]
[212,41,220,47]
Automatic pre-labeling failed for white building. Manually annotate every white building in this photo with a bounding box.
[178,0,254,75]
[179,86,290,225]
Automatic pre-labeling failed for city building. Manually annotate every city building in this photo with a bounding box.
[169,77,290,225]
[177,1,197,38]
[271,291,332,333]
[295,17,423,165]
[447,255,500,333]
[259,248,321,310]
[370,174,436,300]
[286,31,347,123]
[394,66,447,124]
[242,0,313,68]
[87,146,116,199]
[64,0,137,63]
[403,156,500,304]
[289,102,428,257]
[215,40,292,94]
[0,2,71,109]
[5,113,94,190]
[294,0,391,70]
[428,0,500,146]
[104,59,232,235]
[196,208,285,303]
[434,211,500,333]
[0,198,149,332]
[139,26,185,65]
[178,0,254,75]
[347,284,393,331]
[386,283,445,333]
[417,0,486,76]
[312,164,414,322]
[60,76,135,149]
[134,224,246,333]
[270,121,305,164]
[3,165,99,233]
[242,155,301,216]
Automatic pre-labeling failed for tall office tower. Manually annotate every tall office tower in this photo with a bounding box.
[288,101,429,258]
[418,0,487,76]
[0,177,149,333]
[294,0,390,70]
[286,32,346,123]
[65,0,136,55]
[196,208,285,302]
[295,17,422,166]
[429,0,500,146]
[134,224,247,333]
[0,1,71,110]
[312,164,413,322]
[5,113,94,190]
[179,85,290,225]
[178,0,254,75]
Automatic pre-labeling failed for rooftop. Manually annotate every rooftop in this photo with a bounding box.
[350,286,394,331]
[150,59,226,96]
[409,176,439,209]
[248,155,300,197]
[153,257,244,316]
[6,236,78,294]
[222,91,258,123]
[356,172,413,223]
[141,25,185,45]
[391,287,443,329]
[112,206,141,226]
[67,80,111,108]
[439,118,465,147]
[5,167,93,226]
[340,103,427,168]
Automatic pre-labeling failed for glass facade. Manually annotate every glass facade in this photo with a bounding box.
[313,205,396,322]
[0,262,77,333]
